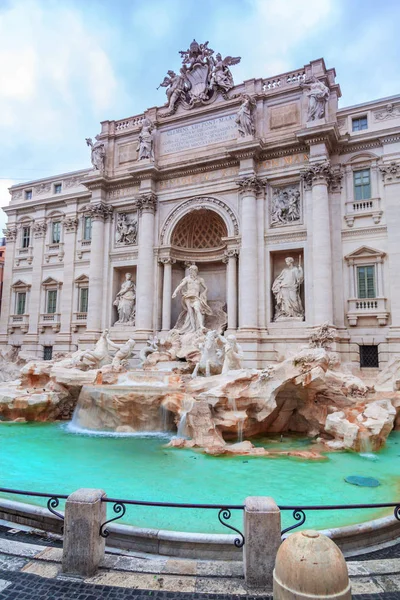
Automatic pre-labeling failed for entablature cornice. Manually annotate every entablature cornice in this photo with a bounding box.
[296,122,340,152]
[6,190,90,213]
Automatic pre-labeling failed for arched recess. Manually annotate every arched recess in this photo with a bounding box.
[160,196,239,246]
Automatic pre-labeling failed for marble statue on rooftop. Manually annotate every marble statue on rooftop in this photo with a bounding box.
[272,256,304,321]
[172,264,213,333]
[137,118,155,161]
[113,273,136,325]
[85,136,106,172]
[158,69,186,112]
[301,75,330,121]
[235,95,255,137]
[209,53,240,92]
[218,333,243,373]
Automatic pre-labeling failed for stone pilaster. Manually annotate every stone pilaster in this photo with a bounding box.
[85,202,113,336]
[136,193,157,332]
[27,218,47,337]
[159,257,175,332]
[300,161,340,325]
[236,176,265,330]
[223,249,239,330]
[57,213,79,347]
[0,225,18,340]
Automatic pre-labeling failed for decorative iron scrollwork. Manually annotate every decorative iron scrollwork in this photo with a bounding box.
[99,502,126,538]
[218,508,245,548]
[281,509,306,536]
[395,505,400,521]
[46,497,64,522]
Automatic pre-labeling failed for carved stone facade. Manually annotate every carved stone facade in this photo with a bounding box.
[1,52,400,368]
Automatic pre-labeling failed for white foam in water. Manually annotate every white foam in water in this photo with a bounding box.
[63,422,172,439]
[359,452,379,460]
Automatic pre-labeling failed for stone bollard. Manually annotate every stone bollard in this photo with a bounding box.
[244,496,281,589]
[273,530,351,600]
[62,488,106,577]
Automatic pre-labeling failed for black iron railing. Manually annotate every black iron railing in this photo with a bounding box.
[99,497,245,547]
[0,486,399,547]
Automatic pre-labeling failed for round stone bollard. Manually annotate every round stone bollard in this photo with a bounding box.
[273,530,351,600]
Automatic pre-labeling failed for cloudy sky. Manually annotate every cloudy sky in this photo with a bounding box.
[1,0,399,232]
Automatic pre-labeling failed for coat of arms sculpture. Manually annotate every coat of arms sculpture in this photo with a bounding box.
[158,39,241,115]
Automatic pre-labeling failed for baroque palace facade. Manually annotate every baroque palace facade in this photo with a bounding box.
[1,43,400,368]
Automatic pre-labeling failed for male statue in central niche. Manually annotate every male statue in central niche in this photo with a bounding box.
[172,264,213,333]
[272,256,304,321]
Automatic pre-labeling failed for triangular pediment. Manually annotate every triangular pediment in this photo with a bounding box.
[75,274,89,283]
[345,246,386,261]
[42,276,62,287]
[11,279,31,289]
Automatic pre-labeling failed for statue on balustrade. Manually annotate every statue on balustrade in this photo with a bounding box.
[113,273,136,325]
[272,256,304,321]
[85,135,106,172]
[301,75,330,121]
[235,95,255,137]
[137,118,155,161]
[172,264,213,333]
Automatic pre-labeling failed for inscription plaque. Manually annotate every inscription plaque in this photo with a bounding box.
[160,114,237,155]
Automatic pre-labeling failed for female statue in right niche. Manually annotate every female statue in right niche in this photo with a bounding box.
[272,256,304,321]
[113,273,136,325]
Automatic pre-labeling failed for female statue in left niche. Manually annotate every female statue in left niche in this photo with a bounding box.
[113,273,136,325]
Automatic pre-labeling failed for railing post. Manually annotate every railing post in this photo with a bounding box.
[244,496,281,589]
[62,488,106,577]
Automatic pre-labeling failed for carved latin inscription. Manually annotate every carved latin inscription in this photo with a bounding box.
[159,115,237,154]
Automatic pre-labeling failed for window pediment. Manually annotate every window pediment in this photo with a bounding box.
[42,276,62,288]
[345,246,385,262]
[11,279,31,290]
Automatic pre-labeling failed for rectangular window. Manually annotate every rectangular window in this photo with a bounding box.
[52,221,61,244]
[22,226,30,248]
[83,216,92,241]
[54,183,62,194]
[16,292,26,315]
[353,169,371,201]
[360,345,379,368]
[47,290,57,314]
[357,265,376,298]
[43,346,53,361]
[79,287,89,313]
[25,190,32,200]
[352,116,368,131]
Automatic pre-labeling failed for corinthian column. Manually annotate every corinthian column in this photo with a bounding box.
[136,193,157,332]
[301,161,340,325]
[160,257,175,332]
[236,176,265,330]
[223,249,239,330]
[86,202,113,335]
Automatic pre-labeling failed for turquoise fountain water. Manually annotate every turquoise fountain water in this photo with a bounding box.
[1,423,399,534]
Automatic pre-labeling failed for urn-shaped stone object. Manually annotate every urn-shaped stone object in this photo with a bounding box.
[273,530,351,600]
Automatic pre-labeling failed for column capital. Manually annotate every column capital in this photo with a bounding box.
[159,256,176,265]
[137,192,157,214]
[87,202,114,221]
[235,175,266,195]
[300,161,342,192]
[33,221,47,238]
[3,226,18,242]
[63,216,79,233]
[380,161,400,183]
[222,248,239,263]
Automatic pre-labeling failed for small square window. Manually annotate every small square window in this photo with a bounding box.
[54,183,62,194]
[352,116,368,131]
[25,190,32,200]
[43,346,53,361]
[359,345,379,368]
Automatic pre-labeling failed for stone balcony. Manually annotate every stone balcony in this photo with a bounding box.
[8,314,29,334]
[15,246,33,266]
[45,242,64,263]
[347,297,389,326]
[344,197,382,227]
[77,239,91,260]
[71,312,87,332]
[39,313,61,333]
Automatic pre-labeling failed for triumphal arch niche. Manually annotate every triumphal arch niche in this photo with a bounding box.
[159,197,239,334]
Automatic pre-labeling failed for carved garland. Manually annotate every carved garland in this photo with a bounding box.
[160,196,239,245]
[3,227,18,241]
[137,193,157,215]
[380,161,400,182]
[235,176,266,194]
[87,203,114,221]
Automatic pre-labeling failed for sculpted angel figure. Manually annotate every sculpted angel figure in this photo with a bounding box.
[85,136,106,172]
[113,273,136,324]
[210,53,241,92]
[300,75,330,121]
[272,256,304,321]
[158,69,186,112]
[137,118,154,161]
[235,95,255,137]
[172,264,213,333]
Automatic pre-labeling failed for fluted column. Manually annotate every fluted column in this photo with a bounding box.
[301,162,340,325]
[0,226,18,337]
[160,257,175,332]
[136,193,157,332]
[236,176,265,330]
[223,249,238,330]
[86,203,113,334]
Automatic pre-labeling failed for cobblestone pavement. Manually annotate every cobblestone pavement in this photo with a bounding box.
[351,543,400,561]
